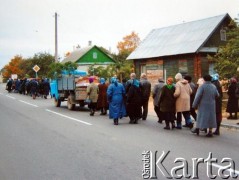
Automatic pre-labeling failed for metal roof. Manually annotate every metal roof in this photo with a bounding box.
[61,46,93,63]
[127,14,230,60]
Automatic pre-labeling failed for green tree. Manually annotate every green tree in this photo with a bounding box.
[213,19,239,78]
[47,61,78,79]
[20,52,55,78]
[47,62,64,78]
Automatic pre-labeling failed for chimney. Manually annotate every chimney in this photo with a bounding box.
[88,41,92,46]
[76,44,81,49]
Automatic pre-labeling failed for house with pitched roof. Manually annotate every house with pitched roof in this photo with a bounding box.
[127,13,231,85]
[61,45,115,72]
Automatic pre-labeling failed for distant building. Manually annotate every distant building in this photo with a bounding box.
[127,13,231,86]
[61,45,115,72]
[0,73,3,83]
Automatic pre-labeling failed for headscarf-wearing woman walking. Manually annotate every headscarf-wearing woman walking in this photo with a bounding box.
[126,79,142,124]
[87,77,99,116]
[107,77,126,125]
[97,78,109,115]
[192,75,219,137]
[226,77,238,119]
[159,77,176,130]
[211,73,223,135]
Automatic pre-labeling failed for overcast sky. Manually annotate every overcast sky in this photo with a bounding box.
[0,0,239,69]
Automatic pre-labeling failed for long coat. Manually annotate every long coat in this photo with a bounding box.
[140,78,151,101]
[87,83,99,103]
[152,80,165,106]
[159,85,176,113]
[107,83,126,119]
[174,80,192,112]
[97,83,109,109]
[43,80,50,96]
[212,80,223,114]
[226,82,238,113]
[192,82,219,129]
[126,84,142,120]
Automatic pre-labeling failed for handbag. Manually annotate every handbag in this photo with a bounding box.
[84,98,91,104]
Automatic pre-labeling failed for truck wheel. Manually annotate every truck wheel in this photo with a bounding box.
[54,98,61,107]
[67,96,75,110]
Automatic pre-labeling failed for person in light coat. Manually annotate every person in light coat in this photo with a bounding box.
[174,73,193,129]
[192,74,219,137]
[87,77,99,116]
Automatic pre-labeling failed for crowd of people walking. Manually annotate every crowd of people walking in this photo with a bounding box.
[87,71,239,138]
[6,72,239,137]
[6,78,51,99]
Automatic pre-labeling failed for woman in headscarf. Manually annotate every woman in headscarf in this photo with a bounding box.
[107,77,126,125]
[226,77,238,119]
[126,79,142,124]
[159,77,176,130]
[87,77,99,116]
[97,78,109,115]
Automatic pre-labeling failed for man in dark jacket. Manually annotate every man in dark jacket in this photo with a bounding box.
[184,75,197,122]
[152,78,165,123]
[140,73,151,120]
[211,73,223,135]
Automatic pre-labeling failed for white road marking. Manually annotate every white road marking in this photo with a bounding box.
[212,163,239,175]
[19,100,39,107]
[45,109,92,126]
[6,95,16,99]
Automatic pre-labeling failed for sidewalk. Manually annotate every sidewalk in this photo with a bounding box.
[147,98,239,130]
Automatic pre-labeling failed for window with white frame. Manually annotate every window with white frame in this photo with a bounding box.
[93,52,97,59]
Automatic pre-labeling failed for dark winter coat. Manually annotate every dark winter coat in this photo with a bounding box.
[30,80,38,95]
[97,83,109,109]
[127,85,142,105]
[43,80,50,96]
[6,79,13,91]
[226,82,238,113]
[127,84,142,120]
[212,80,223,114]
[140,78,151,101]
[159,85,176,113]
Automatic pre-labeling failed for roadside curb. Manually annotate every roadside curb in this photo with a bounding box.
[149,112,239,131]
[221,123,239,130]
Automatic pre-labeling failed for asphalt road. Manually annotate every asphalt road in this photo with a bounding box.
[0,84,238,180]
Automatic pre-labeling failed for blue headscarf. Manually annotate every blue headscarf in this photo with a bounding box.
[132,79,140,87]
[110,77,116,83]
[211,73,219,81]
[100,78,105,84]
